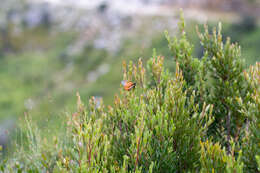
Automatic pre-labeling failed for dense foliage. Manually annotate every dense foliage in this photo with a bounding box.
[0,14,259,172]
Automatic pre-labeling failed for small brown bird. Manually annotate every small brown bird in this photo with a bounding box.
[121,80,136,91]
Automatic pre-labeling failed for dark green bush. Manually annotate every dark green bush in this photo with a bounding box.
[1,12,259,172]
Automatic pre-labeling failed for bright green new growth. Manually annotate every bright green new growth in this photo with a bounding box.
[1,13,259,172]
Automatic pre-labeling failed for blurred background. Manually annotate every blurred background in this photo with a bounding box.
[0,0,259,153]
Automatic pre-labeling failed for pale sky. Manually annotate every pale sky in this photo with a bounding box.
[29,0,156,14]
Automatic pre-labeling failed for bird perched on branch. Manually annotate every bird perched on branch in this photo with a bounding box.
[121,80,136,91]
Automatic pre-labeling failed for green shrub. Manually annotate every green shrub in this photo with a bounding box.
[200,139,244,173]
[239,62,260,172]
[1,12,259,172]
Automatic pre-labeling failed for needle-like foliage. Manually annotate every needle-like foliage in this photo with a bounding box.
[1,12,259,173]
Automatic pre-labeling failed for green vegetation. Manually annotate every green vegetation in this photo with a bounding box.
[0,14,259,172]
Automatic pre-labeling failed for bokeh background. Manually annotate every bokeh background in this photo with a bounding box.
[0,0,259,153]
